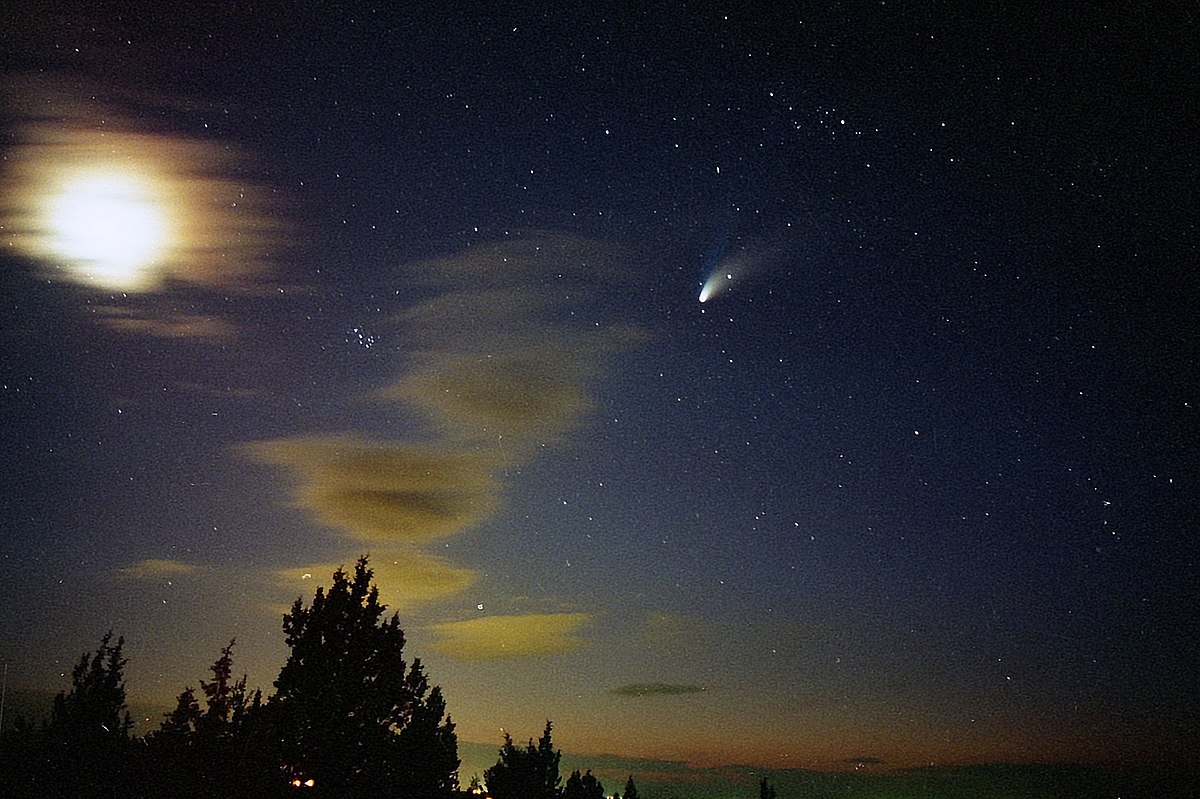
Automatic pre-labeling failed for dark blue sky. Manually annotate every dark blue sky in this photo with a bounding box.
[1,0,1195,775]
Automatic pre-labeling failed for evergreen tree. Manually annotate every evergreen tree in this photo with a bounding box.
[47,631,133,742]
[161,686,203,740]
[623,774,640,799]
[27,632,134,797]
[153,684,202,754]
[564,768,606,799]
[272,556,459,797]
[143,640,270,798]
[484,720,561,799]
[199,639,237,730]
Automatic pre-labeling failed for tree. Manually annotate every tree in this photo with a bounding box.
[272,556,459,797]
[563,768,606,799]
[47,630,133,742]
[759,776,777,799]
[143,640,270,798]
[198,639,238,729]
[484,720,561,799]
[156,685,203,746]
[623,775,640,799]
[32,632,134,797]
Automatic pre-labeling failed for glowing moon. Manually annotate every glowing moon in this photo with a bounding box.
[2,113,284,295]
[43,168,170,290]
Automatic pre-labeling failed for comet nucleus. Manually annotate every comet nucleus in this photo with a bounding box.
[698,269,734,303]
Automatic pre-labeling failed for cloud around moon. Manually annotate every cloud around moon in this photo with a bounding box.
[0,74,290,311]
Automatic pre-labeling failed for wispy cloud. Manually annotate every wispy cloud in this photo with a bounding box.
[377,233,641,453]
[95,305,240,340]
[610,683,709,698]
[244,234,641,613]
[117,558,199,580]
[275,549,477,611]
[242,436,500,543]
[427,612,591,660]
[378,345,594,448]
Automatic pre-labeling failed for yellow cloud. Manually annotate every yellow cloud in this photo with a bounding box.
[117,558,198,580]
[427,612,591,660]
[374,234,643,452]
[380,346,593,447]
[275,549,477,611]
[241,233,643,606]
[242,436,500,541]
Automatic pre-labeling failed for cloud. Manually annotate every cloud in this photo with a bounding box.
[242,436,501,542]
[378,233,643,453]
[610,683,709,697]
[378,345,594,448]
[244,235,642,542]
[94,305,240,340]
[427,612,590,660]
[0,73,289,299]
[399,233,627,290]
[244,233,643,611]
[275,549,477,611]
[117,558,199,580]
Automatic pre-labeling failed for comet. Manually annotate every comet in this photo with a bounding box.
[698,269,732,303]
[699,250,756,303]
[695,218,797,303]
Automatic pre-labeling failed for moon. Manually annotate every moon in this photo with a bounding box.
[3,106,287,295]
[43,167,171,290]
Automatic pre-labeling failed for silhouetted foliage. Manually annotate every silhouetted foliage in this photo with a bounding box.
[199,639,238,728]
[0,558,462,798]
[49,630,134,742]
[272,556,459,797]
[0,632,133,798]
[141,640,273,798]
[161,685,203,740]
[485,720,562,799]
[563,768,606,799]
[759,776,777,799]
[623,774,640,799]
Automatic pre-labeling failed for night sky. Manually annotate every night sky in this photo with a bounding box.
[2,0,1196,785]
